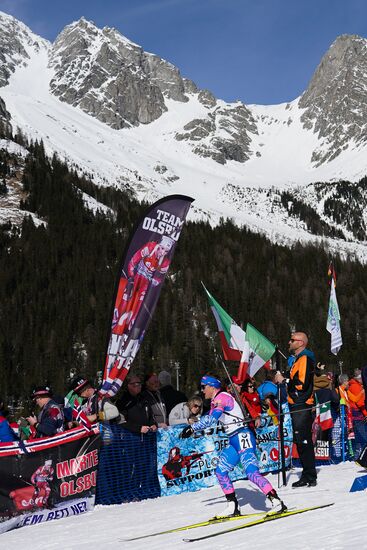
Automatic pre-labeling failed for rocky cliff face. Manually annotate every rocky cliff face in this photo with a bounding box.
[300,35,367,165]
[0,96,12,136]
[48,17,260,158]
[48,18,192,128]
[1,12,367,170]
[176,102,258,164]
[0,11,47,88]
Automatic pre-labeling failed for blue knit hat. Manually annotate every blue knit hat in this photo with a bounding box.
[200,375,221,389]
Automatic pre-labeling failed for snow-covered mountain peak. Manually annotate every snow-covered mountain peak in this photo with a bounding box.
[60,16,140,50]
[48,15,194,128]
[299,34,367,165]
[1,12,367,261]
[301,34,367,105]
[0,11,49,87]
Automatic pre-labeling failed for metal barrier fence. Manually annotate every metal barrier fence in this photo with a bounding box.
[95,424,160,505]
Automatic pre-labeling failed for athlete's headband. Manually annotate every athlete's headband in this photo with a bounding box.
[200,375,221,389]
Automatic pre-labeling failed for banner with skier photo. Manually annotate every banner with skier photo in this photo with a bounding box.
[100,195,193,398]
[0,427,100,534]
[157,407,292,497]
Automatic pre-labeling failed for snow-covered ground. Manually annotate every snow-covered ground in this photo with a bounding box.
[1,462,364,549]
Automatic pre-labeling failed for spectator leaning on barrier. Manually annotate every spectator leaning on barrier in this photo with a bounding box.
[169,395,203,426]
[71,377,119,424]
[116,374,157,434]
[257,370,288,405]
[258,370,289,426]
[115,374,160,501]
[342,369,367,456]
[26,386,64,438]
[336,374,356,446]
[241,378,262,420]
[313,364,339,442]
[313,365,339,414]
[141,373,168,427]
[361,365,367,411]
[158,370,188,416]
[63,383,83,429]
[348,369,367,420]
[0,396,17,442]
[274,331,317,488]
[336,374,350,405]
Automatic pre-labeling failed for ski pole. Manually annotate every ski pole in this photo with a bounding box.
[276,347,287,487]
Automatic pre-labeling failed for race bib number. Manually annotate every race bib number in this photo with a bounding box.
[239,432,252,450]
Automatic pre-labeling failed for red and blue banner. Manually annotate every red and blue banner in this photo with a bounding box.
[0,426,100,534]
[100,195,193,398]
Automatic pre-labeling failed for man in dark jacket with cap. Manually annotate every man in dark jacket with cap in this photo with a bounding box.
[26,386,64,438]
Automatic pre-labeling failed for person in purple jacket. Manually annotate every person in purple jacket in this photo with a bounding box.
[180,374,287,518]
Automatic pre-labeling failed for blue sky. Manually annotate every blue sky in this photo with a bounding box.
[1,0,366,105]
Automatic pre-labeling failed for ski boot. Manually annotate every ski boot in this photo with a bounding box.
[214,492,241,518]
[266,489,287,516]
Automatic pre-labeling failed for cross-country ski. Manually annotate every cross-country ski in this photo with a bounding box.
[123,510,266,541]
[182,503,334,542]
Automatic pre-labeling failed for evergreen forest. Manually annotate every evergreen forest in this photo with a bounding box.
[0,140,367,403]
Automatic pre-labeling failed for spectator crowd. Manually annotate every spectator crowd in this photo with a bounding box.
[1,333,367,494]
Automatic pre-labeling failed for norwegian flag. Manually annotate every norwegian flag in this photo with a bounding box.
[72,399,93,432]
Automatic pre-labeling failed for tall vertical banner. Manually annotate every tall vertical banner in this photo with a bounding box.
[100,195,193,397]
[326,263,342,355]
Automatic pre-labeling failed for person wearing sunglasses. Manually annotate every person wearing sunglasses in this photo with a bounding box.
[274,331,317,488]
[169,396,203,426]
[179,373,286,518]
[241,378,262,425]
[116,375,157,434]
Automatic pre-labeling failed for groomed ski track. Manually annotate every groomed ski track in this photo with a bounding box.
[1,462,364,549]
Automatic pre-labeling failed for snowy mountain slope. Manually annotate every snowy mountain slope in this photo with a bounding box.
[0,463,364,550]
[299,34,367,166]
[0,11,367,260]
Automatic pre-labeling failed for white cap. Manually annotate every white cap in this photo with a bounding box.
[159,235,175,250]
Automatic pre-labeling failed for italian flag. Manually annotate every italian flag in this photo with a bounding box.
[244,322,276,378]
[204,285,275,381]
[315,395,333,431]
[204,286,246,361]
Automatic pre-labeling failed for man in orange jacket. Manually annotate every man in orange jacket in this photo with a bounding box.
[275,331,317,488]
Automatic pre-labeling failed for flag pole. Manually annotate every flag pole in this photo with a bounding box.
[219,358,251,422]
[275,346,287,487]
[277,348,288,360]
